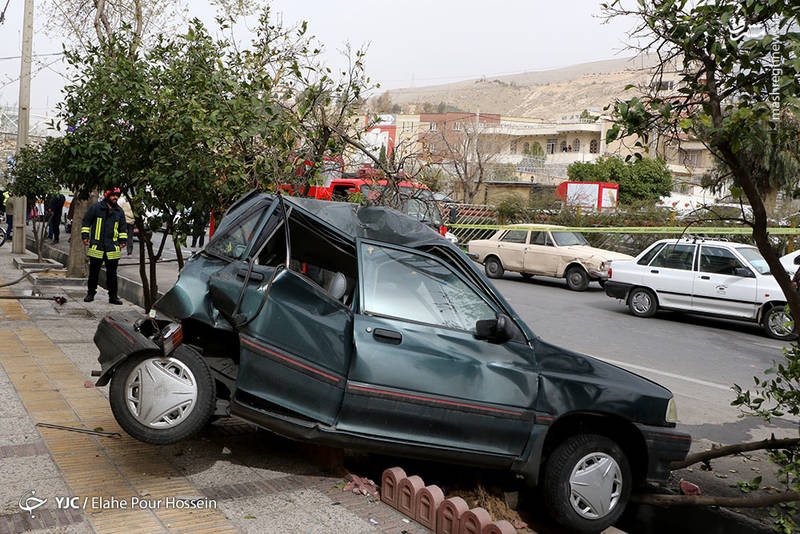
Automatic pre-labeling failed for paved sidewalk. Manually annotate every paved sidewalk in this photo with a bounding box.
[0,249,428,534]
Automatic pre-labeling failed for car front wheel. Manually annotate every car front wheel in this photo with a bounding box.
[565,266,589,291]
[484,256,504,279]
[542,434,632,534]
[628,287,657,317]
[109,345,216,445]
[762,305,798,341]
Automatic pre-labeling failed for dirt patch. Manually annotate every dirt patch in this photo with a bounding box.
[449,483,534,532]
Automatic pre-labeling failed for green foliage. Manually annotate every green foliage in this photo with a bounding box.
[3,139,64,261]
[496,194,528,223]
[4,140,62,201]
[566,156,672,203]
[54,8,372,308]
[733,342,800,529]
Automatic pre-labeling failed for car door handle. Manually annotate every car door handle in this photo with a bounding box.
[236,269,264,282]
[650,269,659,274]
[700,275,710,280]
[373,328,402,345]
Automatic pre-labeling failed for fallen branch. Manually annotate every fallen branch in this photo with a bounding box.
[36,422,121,438]
[633,491,800,508]
[671,437,800,470]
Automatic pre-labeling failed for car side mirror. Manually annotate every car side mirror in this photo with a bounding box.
[475,313,515,343]
[734,267,755,278]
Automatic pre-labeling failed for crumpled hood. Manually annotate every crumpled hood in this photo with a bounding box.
[561,245,633,262]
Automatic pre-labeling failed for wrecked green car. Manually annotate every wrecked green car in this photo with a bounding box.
[92,192,689,533]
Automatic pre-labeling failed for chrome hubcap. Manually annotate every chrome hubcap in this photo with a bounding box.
[768,308,794,337]
[125,357,197,428]
[631,291,651,314]
[569,452,622,519]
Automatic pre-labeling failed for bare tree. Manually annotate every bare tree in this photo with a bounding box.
[422,117,504,204]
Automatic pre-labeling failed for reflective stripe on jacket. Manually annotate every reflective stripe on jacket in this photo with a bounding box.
[81,200,127,260]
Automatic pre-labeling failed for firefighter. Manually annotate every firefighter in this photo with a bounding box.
[81,188,127,304]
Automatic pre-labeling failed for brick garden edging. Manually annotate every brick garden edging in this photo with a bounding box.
[381,467,516,534]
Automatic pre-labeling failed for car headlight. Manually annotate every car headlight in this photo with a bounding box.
[600,261,609,271]
[665,397,678,423]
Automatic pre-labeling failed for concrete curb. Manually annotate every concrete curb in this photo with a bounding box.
[24,236,162,307]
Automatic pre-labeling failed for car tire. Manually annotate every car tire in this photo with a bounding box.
[762,305,798,341]
[627,287,657,318]
[484,256,504,279]
[542,434,632,534]
[521,273,533,280]
[565,266,589,291]
[109,345,216,445]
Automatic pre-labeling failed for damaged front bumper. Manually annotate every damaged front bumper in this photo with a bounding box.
[636,423,692,483]
[92,314,163,386]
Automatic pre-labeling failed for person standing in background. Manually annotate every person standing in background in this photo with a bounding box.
[120,198,135,255]
[81,188,127,304]
[48,192,65,243]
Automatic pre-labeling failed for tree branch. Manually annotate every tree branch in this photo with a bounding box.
[671,437,800,470]
[632,491,800,508]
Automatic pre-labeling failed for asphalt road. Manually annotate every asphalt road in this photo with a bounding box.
[490,272,798,445]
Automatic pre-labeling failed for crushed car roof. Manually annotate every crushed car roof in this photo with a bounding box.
[283,195,452,250]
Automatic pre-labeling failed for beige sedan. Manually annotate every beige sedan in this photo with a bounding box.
[468,224,633,290]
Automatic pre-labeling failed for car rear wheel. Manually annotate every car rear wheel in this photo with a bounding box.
[484,256,504,279]
[542,434,632,534]
[762,305,798,341]
[565,266,589,291]
[109,345,216,445]
[628,287,657,317]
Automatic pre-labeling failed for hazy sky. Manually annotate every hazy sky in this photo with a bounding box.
[0,0,637,125]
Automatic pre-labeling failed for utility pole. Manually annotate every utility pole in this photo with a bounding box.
[12,0,33,254]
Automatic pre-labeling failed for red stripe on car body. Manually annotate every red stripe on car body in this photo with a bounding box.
[240,337,340,383]
[348,384,524,416]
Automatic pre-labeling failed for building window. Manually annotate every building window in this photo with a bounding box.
[546,138,557,154]
[589,139,599,153]
[523,142,530,154]
[650,80,675,92]
[429,122,437,132]
[573,138,580,152]
[453,121,462,131]
[510,140,518,154]
[560,140,567,152]
[681,149,702,167]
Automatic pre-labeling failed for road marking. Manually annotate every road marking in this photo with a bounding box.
[590,355,732,392]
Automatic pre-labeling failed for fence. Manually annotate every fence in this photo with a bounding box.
[443,202,800,256]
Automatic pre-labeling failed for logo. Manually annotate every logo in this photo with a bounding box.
[18,489,47,518]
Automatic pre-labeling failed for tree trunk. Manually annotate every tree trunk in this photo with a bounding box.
[172,233,184,270]
[134,217,151,311]
[67,196,94,278]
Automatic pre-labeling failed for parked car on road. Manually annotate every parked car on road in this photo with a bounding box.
[780,249,800,277]
[92,193,689,533]
[605,237,796,340]
[468,224,633,290]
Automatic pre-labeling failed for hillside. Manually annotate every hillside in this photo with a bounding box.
[387,55,663,119]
